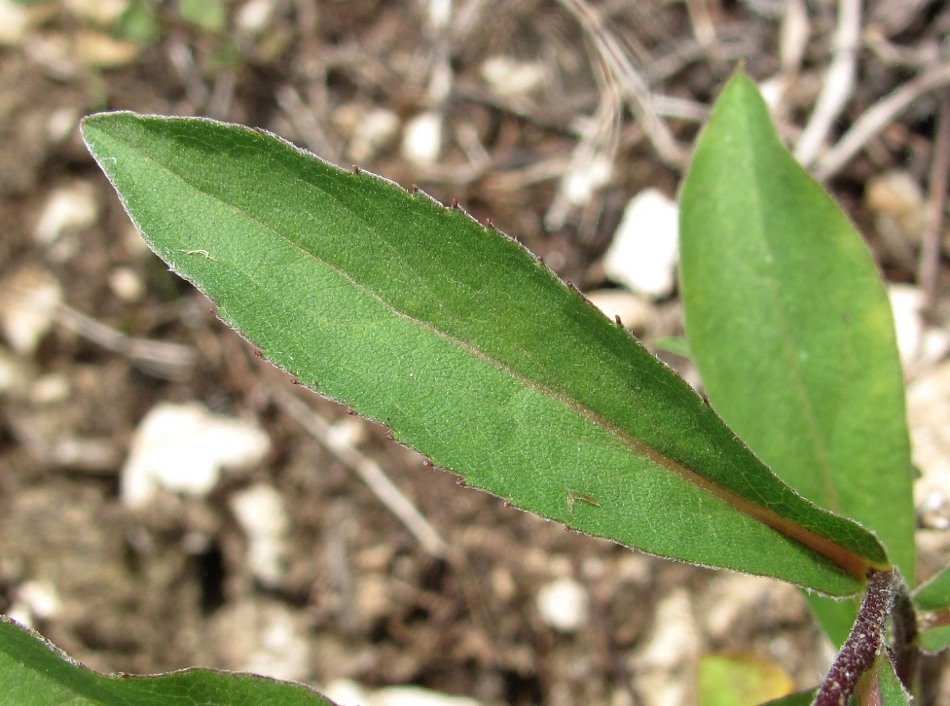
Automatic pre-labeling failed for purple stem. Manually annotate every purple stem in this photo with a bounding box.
[814,570,897,706]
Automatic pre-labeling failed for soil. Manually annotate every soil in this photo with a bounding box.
[1,2,949,705]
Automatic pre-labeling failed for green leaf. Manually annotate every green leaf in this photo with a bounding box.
[759,688,815,706]
[177,0,226,32]
[868,653,912,705]
[115,0,162,47]
[679,73,914,632]
[0,616,336,705]
[914,563,950,652]
[697,652,794,706]
[913,562,950,612]
[679,71,913,576]
[919,625,950,654]
[81,111,890,596]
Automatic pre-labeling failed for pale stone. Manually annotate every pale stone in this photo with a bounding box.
[230,484,289,587]
[402,111,443,166]
[236,0,274,34]
[16,580,63,620]
[34,182,98,245]
[349,108,399,162]
[481,56,545,97]
[325,679,482,706]
[0,0,33,46]
[121,402,271,508]
[563,154,613,207]
[0,267,62,355]
[536,577,589,633]
[908,359,950,528]
[602,188,680,299]
[585,289,654,330]
[108,266,145,303]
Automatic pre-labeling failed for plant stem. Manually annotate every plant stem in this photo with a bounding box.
[814,569,896,706]
[889,574,918,694]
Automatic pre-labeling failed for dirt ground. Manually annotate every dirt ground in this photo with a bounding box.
[1,2,949,705]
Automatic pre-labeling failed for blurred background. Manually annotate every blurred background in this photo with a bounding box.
[0,1,949,704]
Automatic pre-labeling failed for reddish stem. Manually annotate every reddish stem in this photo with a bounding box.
[814,570,897,706]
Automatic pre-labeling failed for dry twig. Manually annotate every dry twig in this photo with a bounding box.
[272,386,449,559]
[814,62,950,181]
[919,93,950,315]
[795,0,861,166]
[559,0,687,168]
[54,303,196,380]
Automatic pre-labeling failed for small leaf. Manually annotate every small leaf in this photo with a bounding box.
[81,111,890,595]
[913,562,950,612]
[679,72,914,636]
[914,563,950,652]
[0,617,336,705]
[761,690,815,706]
[918,625,950,654]
[858,653,912,705]
[698,652,794,706]
[177,0,226,32]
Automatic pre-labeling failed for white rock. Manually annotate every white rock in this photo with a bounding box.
[536,577,589,633]
[108,266,145,303]
[633,588,699,671]
[425,0,452,31]
[372,686,481,706]
[230,484,289,587]
[34,181,98,245]
[349,107,399,162]
[121,402,271,508]
[888,284,950,372]
[64,0,128,24]
[236,0,274,35]
[0,267,62,355]
[214,600,311,683]
[563,154,613,208]
[324,679,481,706]
[908,359,950,527]
[243,602,310,682]
[630,588,700,706]
[15,580,63,621]
[0,0,32,46]
[480,55,545,97]
[30,373,71,405]
[47,106,81,144]
[585,289,653,330]
[889,283,924,367]
[402,111,443,166]
[0,348,17,393]
[866,169,926,244]
[700,573,801,641]
[602,188,680,299]
[323,680,369,706]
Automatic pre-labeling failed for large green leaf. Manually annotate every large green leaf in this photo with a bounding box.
[81,111,889,595]
[0,617,335,705]
[679,74,914,626]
